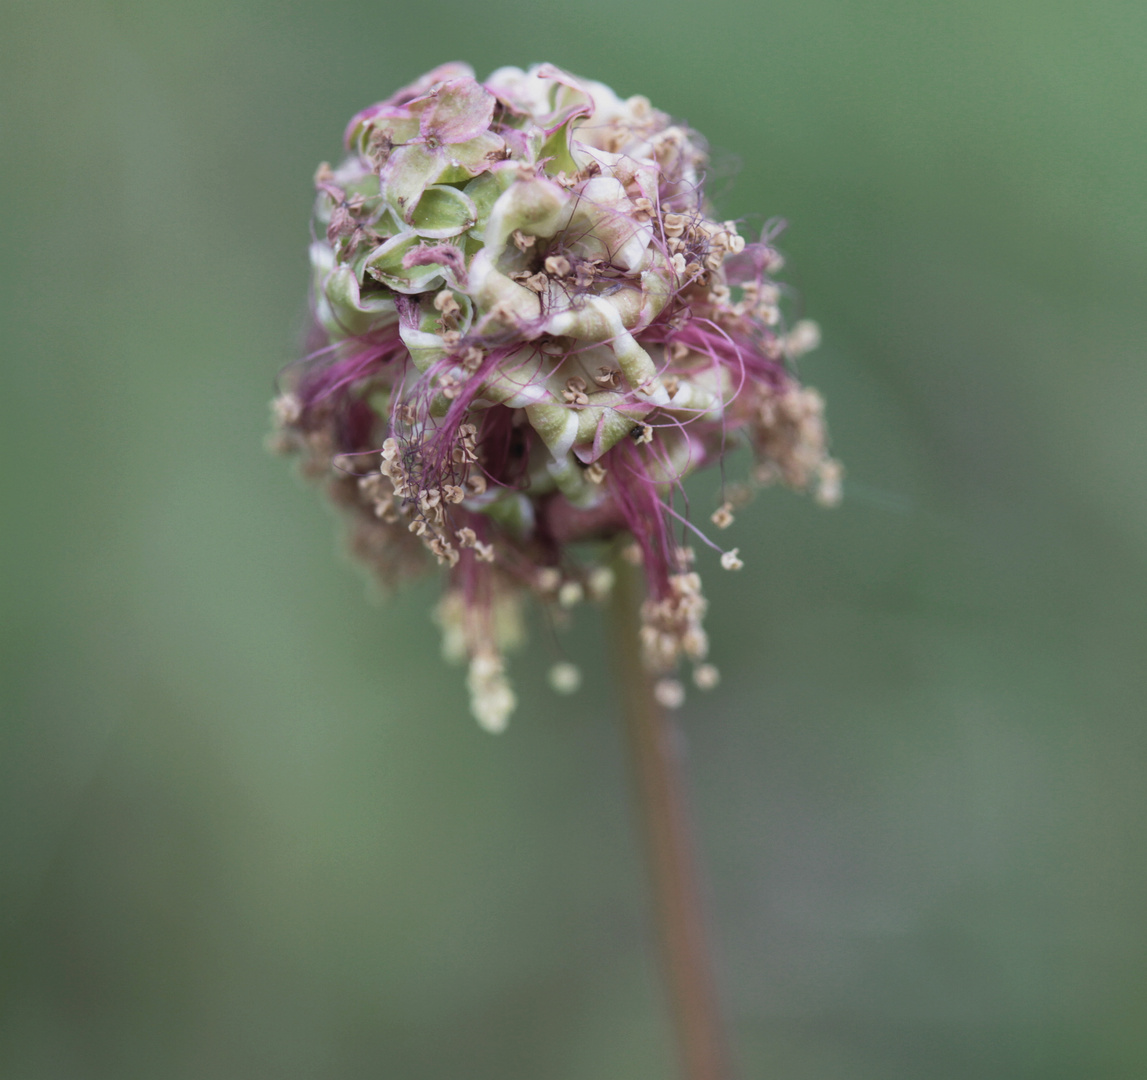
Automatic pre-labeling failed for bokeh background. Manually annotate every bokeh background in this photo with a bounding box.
[3,1,1146,1076]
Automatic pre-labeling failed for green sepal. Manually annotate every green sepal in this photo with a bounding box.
[364,233,449,293]
[410,185,478,239]
[538,115,580,177]
[313,244,397,338]
[547,453,598,507]
[525,401,579,459]
[464,170,517,237]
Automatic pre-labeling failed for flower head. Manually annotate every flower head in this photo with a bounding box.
[272,63,840,730]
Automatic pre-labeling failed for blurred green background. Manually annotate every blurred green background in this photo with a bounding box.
[3,1,1146,1076]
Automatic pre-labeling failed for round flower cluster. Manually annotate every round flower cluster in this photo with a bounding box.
[271,62,840,731]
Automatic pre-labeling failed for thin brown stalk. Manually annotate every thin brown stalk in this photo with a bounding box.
[609,556,731,1080]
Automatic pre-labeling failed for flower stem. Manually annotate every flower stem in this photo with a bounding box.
[609,556,731,1080]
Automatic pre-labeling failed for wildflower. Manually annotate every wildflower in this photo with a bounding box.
[272,63,840,728]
